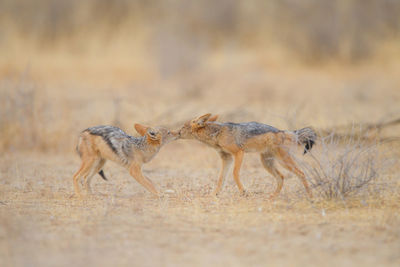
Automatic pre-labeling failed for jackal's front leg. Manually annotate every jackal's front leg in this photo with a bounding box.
[129,164,159,197]
[213,151,233,196]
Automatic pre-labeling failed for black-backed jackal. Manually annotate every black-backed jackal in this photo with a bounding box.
[179,114,316,199]
[73,124,179,197]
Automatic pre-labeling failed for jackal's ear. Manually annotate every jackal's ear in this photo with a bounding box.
[134,123,148,136]
[195,113,212,127]
[208,115,218,122]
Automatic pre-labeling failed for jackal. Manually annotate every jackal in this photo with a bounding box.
[73,124,179,197]
[179,114,316,199]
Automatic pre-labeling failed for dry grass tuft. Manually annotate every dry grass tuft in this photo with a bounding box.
[296,132,391,201]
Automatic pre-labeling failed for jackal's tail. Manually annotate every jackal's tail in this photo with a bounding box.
[293,127,317,154]
[98,170,108,181]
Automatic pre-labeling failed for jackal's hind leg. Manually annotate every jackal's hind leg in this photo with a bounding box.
[73,162,85,197]
[275,148,312,198]
[213,151,233,196]
[233,150,246,195]
[73,158,96,198]
[84,158,106,195]
[260,153,285,200]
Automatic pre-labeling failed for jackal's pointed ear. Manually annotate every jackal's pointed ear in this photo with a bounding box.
[195,113,212,127]
[208,115,218,122]
[134,123,148,136]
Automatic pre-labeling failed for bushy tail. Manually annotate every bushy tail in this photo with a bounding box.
[293,127,317,154]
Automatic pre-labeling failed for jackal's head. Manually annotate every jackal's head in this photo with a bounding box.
[179,113,218,139]
[134,124,179,145]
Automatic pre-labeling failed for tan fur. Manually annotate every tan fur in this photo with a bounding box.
[73,124,179,198]
[179,114,313,199]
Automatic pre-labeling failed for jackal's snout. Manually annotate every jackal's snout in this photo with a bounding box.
[178,122,192,139]
[160,128,180,144]
[170,129,180,140]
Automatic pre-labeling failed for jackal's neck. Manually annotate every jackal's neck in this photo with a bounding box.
[132,136,158,150]
[195,123,221,145]
[144,136,162,151]
[139,136,162,163]
[129,135,147,148]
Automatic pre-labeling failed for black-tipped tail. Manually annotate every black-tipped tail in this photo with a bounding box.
[293,127,317,154]
[98,170,108,181]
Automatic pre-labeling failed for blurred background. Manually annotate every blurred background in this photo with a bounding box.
[1,0,400,152]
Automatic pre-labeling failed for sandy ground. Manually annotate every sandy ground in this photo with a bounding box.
[1,141,399,267]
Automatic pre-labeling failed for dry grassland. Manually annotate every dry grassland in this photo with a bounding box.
[1,1,400,265]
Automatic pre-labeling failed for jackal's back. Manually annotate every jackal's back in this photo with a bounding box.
[224,122,279,136]
[83,126,145,164]
[222,121,280,140]
[216,121,281,149]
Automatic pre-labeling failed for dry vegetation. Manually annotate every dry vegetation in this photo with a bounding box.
[1,1,400,266]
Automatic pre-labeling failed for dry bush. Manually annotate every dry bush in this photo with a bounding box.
[295,131,391,200]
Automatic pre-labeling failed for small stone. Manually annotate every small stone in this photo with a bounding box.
[321,209,326,217]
